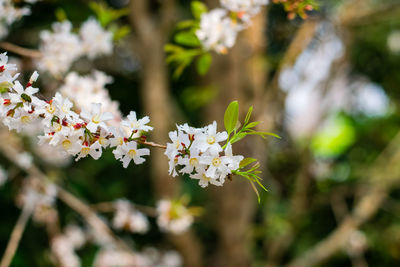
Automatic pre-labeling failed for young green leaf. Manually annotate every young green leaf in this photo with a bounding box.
[164,44,184,53]
[55,8,67,22]
[244,106,253,124]
[245,121,261,129]
[239,158,257,168]
[196,53,212,75]
[173,58,192,79]
[250,181,261,203]
[112,25,130,41]
[230,132,247,144]
[224,100,239,135]
[246,131,281,139]
[176,20,197,30]
[174,31,201,47]
[191,1,208,20]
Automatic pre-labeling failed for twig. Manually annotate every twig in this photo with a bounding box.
[0,200,34,267]
[0,42,41,58]
[140,141,167,149]
[92,201,158,217]
[285,131,400,267]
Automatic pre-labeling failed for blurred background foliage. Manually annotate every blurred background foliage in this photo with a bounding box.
[1,0,400,266]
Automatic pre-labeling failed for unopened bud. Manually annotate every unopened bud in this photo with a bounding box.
[189,134,195,141]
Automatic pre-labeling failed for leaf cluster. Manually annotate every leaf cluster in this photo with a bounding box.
[165,1,212,78]
[223,101,280,202]
[89,1,131,41]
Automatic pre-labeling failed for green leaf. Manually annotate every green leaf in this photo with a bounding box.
[196,53,212,75]
[255,178,268,192]
[246,131,281,139]
[224,100,239,135]
[112,25,130,41]
[89,2,129,27]
[174,31,201,47]
[245,121,261,129]
[164,44,184,53]
[191,1,208,20]
[176,20,197,30]
[250,181,261,204]
[230,132,247,144]
[244,106,253,124]
[239,158,257,168]
[55,8,67,22]
[173,58,192,79]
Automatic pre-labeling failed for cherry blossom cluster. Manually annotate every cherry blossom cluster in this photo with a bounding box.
[59,71,122,122]
[52,223,183,267]
[51,225,86,267]
[16,177,58,225]
[0,0,40,39]
[112,199,149,234]
[196,0,269,53]
[165,122,244,188]
[111,198,196,235]
[156,199,195,234]
[37,18,113,77]
[0,52,152,168]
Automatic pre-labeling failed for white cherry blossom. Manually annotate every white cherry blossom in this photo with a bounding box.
[122,111,153,133]
[113,141,150,168]
[80,103,114,132]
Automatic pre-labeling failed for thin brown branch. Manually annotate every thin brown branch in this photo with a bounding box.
[92,201,157,217]
[140,141,167,149]
[0,42,41,58]
[0,200,34,267]
[285,131,400,267]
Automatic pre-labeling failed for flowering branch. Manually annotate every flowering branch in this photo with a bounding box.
[0,129,134,254]
[139,141,167,150]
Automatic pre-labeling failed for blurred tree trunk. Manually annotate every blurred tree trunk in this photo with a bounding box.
[203,10,269,267]
[129,1,204,266]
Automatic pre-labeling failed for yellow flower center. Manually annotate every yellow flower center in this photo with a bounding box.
[202,174,211,181]
[99,137,108,146]
[207,136,216,145]
[131,122,140,129]
[21,116,30,124]
[46,105,55,114]
[174,140,180,149]
[81,147,90,155]
[117,137,123,146]
[128,149,137,158]
[92,114,101,124]
[54,123,62,132]
[189,158,199,166]
[212,157,221,167]
[61,104,70,113]
[62,140,72,150]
